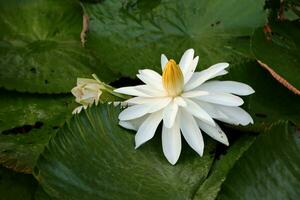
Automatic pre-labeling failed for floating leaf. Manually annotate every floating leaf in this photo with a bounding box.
[83,0,266,77]
[0,0,118,93]
[251,21,300,95]
[218,121,300,200]
[35,104,216,199]
[193,134,256,200]
[226,61,300,129]
[0,91,74,173]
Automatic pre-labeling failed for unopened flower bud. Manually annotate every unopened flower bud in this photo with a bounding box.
[71,78,103,106]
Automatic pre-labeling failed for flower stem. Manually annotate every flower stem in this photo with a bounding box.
[92,74,130,100]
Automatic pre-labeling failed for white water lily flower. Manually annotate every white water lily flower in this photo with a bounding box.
[115,49,254,165]
[71,77,103,114]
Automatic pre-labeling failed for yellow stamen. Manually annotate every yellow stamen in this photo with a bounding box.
[162,59,184,96]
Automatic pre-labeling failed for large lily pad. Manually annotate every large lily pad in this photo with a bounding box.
[217,121,300,200]
[35,104,216,199]
[0,0,117,93]
[226,61,300,129]
[0,91,75,173]
[83,0,266,77]
[194,134,256,200]
[251,21,300,94]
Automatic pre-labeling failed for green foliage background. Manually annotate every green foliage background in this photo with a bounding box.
[0,0,299,199]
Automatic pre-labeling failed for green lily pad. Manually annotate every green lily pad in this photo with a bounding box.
[193,134,256,200]
[217,121,300,200]
[35,104,216,199]
[34,186,52,200]
[83,0,266,77]
[0,91,75,173]
[251,21,300,94]
[0,0,118,93]
[226,61,300,129]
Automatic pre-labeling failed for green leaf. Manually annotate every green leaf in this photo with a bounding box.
[251,21,300,94]
[0,166,38,200]
[35,186,52,200]
[226,61,300,129]
[83,0,266,77]
[35,104,216,199]
[193,134,256,200]
[0,90,74,173]
[0,0,118,93]
[217,121,300,200]
[287,0,300,6]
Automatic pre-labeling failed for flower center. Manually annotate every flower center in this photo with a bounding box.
[162,59,184,97]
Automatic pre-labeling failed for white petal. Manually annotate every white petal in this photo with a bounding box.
[118,104,150,121]
[195,92,244,106]
[135,111,163,148]
[135,85,167,97]
[181,90,209,98]
[112,101,128,108]
[174,96,187,107]
[162,118,181,165]
[119,114,149,131]
[114,86,150,97]
[197,81,255,96]
[179,49,194,72]
[179,110,204,156]
[195,102,253,126]
[148,97,172,113]
[195,101,228,119]
[126,97,168,105]
[184,63,230,91]
[213,105,254,126]
[183,98,215,126]
[137,69,163,90]
[139,69,162,80]
[197,120,229,146]
[161,54,168,71]
[126,97,172,113]
[72,105,87,114]
[184,56,199,84]
[163,100,179,128]
[119,121,136,130]
[210,70,228,79]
